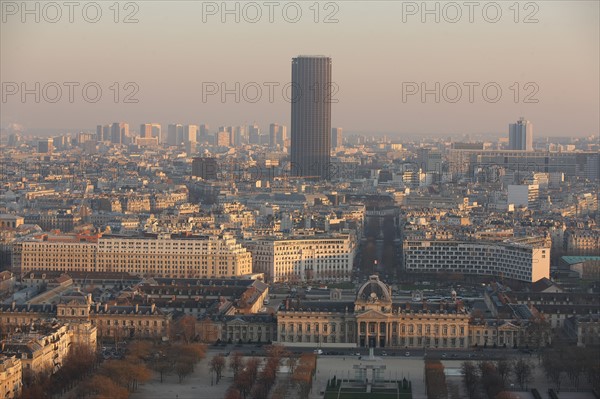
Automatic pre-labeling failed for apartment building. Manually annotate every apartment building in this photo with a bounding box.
[1,324,73,379]
[403,237,551,282]
[0,356,22,399]
[14,233,252,279]
[245,233,356,282]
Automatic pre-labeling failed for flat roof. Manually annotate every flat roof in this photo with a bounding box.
[561,256,600,265]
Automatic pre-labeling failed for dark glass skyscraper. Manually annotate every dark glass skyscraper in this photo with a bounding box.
[290,56,332,180]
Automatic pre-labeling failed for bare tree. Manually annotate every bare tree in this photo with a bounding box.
[175,359,194,383]
[461,361,479,399]
[287,356,298,374]
[513,359,533,390]
[496,359,513,386]
[210,354,227,384]
[229,351,244,378]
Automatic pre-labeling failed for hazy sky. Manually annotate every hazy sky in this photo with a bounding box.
[1,1,598,138]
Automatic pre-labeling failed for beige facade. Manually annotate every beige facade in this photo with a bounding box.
[14,233,252,279]
[277,276,471,349]
[91,303,171,341]
[0,356,22,399]
[468,321,520,348]
[1,324,72,378]
[197,315,278,344]
[246,233,356,282]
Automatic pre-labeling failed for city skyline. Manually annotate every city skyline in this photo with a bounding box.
[1,2,599,398]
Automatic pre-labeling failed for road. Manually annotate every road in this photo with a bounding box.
[208,343,533,362]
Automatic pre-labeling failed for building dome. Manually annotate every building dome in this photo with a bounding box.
[356,275,392,303]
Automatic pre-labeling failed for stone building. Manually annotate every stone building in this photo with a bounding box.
[1,322,74,379]
[0,355,22,399]
[276,275,471,349]
[197,314,277,344]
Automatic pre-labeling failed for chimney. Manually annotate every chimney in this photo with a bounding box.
[11,301,15,310]
[104,303,108,312]
[135,304,139,313]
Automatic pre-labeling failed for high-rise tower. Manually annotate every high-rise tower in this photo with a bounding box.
[290,56,332,180]
[509,117,533,151]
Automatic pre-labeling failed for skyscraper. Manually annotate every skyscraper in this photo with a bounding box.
[38,138,54,153]
[331,127,343,149]
[234,125,246,146]
[248,124,261,145]
[509,117,533,151]
[140,123,161,140]
[110,122,129,145]
[216,130,231,147]
[269,123,281,148]
[183,125,198,146]
[290,56,332,179]
[167,124,183,146]
[199,124,210,142]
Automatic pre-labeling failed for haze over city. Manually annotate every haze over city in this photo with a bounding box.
[1,1,599,137]
[1,2,599,399]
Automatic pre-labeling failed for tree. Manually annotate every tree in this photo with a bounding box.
[127,340,153,362]
[513,359,533,390]
[210,354,227,384]
[175,359,194,383]
[542,352,563,391]
[78,374,129,399]
[251,382,270,399]
[496,359,513,386]
[245,357,261,382]
[224,387,243,399]
[525,315,551,350]
[461,361,479,399]
[100,359,151,392]
[425,360,448,399]
[235,368,255,399]
[495,392,520,399]
[152,355,173,383]
[287,356,298,374]
[171,314,197,343]
[447,382,461,399]
[229,351,244,378]
[478,361,503,399]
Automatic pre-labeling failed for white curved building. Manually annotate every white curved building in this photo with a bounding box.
[402,236,550,282]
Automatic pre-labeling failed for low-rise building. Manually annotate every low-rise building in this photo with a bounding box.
[564,314,600,347]
[276,275,471,349]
